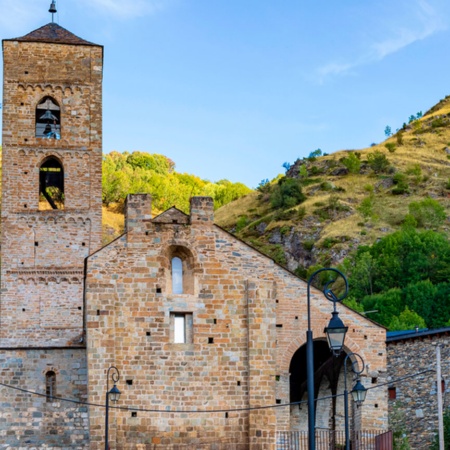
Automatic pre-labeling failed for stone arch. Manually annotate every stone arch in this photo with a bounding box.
[281,331,361,374]
[38,155,64,210]
[44,369,57,401]
[164,244,197,295]
[288,340,351,433]
[36,96,61,139]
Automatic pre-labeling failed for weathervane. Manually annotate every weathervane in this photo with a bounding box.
[49,1,57,23]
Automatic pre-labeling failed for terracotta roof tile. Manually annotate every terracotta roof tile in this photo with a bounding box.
[6,23,100,47]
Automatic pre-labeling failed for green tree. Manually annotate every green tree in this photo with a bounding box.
[388,307,426,331]
[361,288,404,327]
[126,151,174,174]
[347,250,376,298]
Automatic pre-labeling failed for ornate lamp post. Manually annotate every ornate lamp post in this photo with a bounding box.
[105,366,121,450]
[344,353,367,450]
[307,268,349,450]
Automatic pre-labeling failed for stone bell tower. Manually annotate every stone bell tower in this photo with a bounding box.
[0,10,103,447]
[0,21,103,346]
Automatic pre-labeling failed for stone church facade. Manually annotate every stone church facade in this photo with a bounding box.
[0,21,388,449]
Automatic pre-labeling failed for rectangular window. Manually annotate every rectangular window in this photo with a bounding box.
[174,314,185,343]
[171,312,193,344]
[388,387,397,400]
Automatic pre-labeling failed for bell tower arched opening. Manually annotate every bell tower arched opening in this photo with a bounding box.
[35,96,61,139]
[39,156,64,210]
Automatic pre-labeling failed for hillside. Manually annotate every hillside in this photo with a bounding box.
[215,96,450,277]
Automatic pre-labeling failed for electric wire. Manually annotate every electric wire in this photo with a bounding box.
[0,368,435,414]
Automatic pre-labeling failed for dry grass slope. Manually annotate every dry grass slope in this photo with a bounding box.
[215,95,450,269]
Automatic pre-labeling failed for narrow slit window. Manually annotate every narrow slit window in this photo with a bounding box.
[46,371,56,401]
[36,97,61,139]
[171,257,183,294]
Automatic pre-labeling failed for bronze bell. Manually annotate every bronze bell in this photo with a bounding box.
[49,1,57,14]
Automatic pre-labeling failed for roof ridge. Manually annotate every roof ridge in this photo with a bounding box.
[5,23,100,47]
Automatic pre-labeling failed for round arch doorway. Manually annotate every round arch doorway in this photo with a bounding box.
[289,340,347,432]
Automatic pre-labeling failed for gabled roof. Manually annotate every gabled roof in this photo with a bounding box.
[152,207,190,224]
[5,23,99,47]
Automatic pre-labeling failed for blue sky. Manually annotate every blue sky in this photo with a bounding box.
[1,0,450,188]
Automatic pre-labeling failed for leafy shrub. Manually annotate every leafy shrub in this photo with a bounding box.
[303,240,315,251]
[298,165,308,179]
[280,225,291,236]
[236,215,250,232]
[431,117,446,128]
[358,195,375,219]
[273,209,297,221]
[294,265,308,279]
[270,177,306,209]
[320,181,334,191]
[340,152,361,174]
[321,237,339,249]
[408,198,446,229]
[367,151,390,174]
[396,132,404,146]
[309,165,322,175]
[257,179,270,192]
[392,173,409,195]
[297,207,307,220]
[384,142,396,153]
[431,408,450,450]
[308,148,322,161]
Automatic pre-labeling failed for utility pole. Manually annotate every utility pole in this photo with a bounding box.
[437,345,444,450]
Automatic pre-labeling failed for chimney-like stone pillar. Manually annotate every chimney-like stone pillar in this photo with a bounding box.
[125,194,152,232]
[190,196,214,225]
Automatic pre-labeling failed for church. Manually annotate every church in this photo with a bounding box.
[0,10,388,450]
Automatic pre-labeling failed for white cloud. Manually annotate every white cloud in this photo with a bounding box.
[316,0,446,83]
[370,0,444,60]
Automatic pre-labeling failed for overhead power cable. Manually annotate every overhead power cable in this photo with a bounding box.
[0,368,435,415]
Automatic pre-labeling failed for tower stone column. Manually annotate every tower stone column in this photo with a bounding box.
[0,22,103,448]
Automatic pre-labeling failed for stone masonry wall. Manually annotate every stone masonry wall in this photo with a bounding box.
[1,38,103,346]
[0,28,102,449]
[387,333,450,449]
[0,348,89,449]
[85,195,388,449]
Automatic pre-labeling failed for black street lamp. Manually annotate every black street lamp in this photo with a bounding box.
[344,353,367,450]
[307,268,349,450]
[105,366,121,450]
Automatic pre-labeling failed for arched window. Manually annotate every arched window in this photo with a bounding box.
[36,97,61,139]
[46,371,56,401]
[171,257,183,294]
[168,246,195,295]
[39,157,64,210]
